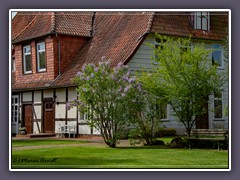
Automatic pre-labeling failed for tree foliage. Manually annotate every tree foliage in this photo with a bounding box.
[139,35,227,137]
[71,58,142,147]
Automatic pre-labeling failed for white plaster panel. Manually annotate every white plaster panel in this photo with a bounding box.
[68,106,77,119]
[67,121,77,127]
[55,104,66,118]
[68,87,77,101]
[43,89,53,98]
[79,125,91,134]
[55,121,65,133]
[33,122,41,134]
[92,128,101,135]
[23,92,32,102]
[33,105,41,119]
[34,91,41,103]
[56,88,66,102]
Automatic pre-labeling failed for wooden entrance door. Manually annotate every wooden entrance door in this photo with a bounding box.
[23,104,33,134]
[43,100,55,133]
[196,102,209,129]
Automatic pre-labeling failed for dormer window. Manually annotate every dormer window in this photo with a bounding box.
[194,12,210,31]
[23,45,32,74]
[37,42,46,72]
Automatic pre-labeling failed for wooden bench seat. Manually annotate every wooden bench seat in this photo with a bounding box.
[186,129,228,150]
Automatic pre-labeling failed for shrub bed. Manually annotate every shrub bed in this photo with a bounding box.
[156,128,177,137]
[185,139,228,150]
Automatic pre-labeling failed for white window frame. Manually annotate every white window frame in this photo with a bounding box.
[160,104,169,121]
[212,44,224,68]
[194,12,210,31]
[37,42,46,72]
[12,95,19,133]
[23,45,32,74]
[213,92,223,119]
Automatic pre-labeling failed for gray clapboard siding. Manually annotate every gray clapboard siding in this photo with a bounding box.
[128,34,155,71]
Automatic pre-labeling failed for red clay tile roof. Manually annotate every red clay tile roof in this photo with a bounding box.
[51,12,154,87]
[151,12,228,41]
[12,11,228,91]
[12,80,55,92]
[12,12,93,44]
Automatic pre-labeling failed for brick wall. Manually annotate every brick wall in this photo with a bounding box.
[53,35,87,76]
[14,35,87,84]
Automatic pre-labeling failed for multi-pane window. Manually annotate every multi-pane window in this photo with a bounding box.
[37,42,46,72]
[23,45,32,74]
[157,103,168,120]
[12,96,19,123]
[214,92,223,119]
[195,12,210,31]
[212,44,223,67]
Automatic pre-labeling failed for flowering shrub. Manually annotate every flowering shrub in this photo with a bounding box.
[71,57,142,148]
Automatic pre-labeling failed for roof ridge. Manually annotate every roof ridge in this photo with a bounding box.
[146,12,155,33]
[13,12,40,41]
[51,12,56,33]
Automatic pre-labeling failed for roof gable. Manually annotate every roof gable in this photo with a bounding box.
[12,12,93,44]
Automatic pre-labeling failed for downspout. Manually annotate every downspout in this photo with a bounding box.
[57,33,61,76]
[49,33,61,86]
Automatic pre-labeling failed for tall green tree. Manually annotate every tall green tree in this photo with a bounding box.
[139,35,227,137]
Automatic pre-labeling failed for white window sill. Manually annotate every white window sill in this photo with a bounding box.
[24,71,32,74]
[38,69,46,72]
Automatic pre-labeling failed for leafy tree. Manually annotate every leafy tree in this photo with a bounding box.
[70,58,142,148]
[128,92,163,145]
[139,35,227,137]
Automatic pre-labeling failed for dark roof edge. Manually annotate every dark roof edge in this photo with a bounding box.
[12,84,77,92]
[12,32,92,44]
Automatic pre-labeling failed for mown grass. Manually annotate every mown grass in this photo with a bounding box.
[11,138,229,169]
[12,139,88,147]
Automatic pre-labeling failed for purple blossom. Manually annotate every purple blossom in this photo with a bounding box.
[117,87,122,93]
[104,60,110,66]
[86,76,90,81]
[94,67,99,72]
[91,73,95,78]
[101,56,106,61]
[121,93,126,97]
[82,64,87,71]
[128,77,136,83]
[76,71,82,76]
[110,74,115,80]
[123,65,129,69]
[66,102,71,110]
[92,89,95,93]
[137,82,142,92]
[114,68,118,74]
[124,85,131,93]
[117,62,123,68]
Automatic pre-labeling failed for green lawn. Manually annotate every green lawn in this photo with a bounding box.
[11,139,229,169]
[12,139,87,147]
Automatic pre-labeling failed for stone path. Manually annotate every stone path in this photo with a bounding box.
[11,138,140,151]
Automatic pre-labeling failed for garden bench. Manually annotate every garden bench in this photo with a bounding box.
[186,129,228,150]
[58,125,76,138]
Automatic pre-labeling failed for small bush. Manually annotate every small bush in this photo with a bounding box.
[169,137,188,148]
[156,128,177,137]
[152,140,165,146]
[186,139,228,150]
